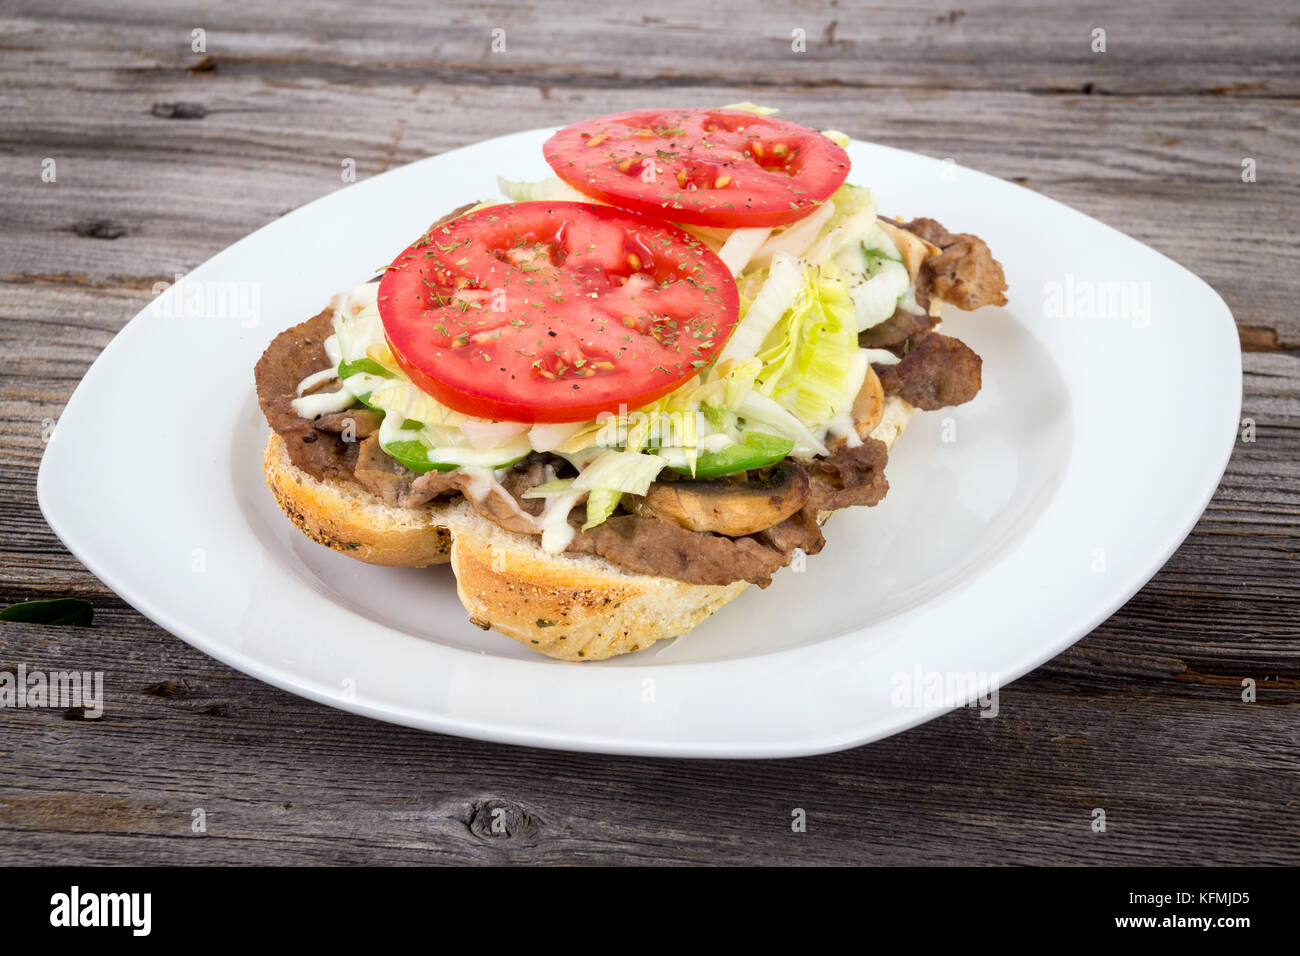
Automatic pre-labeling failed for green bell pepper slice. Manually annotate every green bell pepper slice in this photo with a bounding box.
[339,357,391,378]
[338,358,392,411]
[381,440,528,474]
[668,430,794,478]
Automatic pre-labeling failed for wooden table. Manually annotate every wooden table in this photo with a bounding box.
[2,0,1296,865]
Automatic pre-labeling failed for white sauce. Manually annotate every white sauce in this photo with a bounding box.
[291,382,356,418]
[323,333,342,367]
[459,467,544,533]
[699,433,734,453]
[296,367,339,395]
[290,333,352,418]
[862,348,902,366]
[826,413,863,448]
[539,492,585,554]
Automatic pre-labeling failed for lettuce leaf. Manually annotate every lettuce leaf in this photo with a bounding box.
[496,175,590,203]
[751,271,860,435]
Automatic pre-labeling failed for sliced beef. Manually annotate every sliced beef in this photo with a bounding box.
[499,459,551,518]
[804,438,890,513]
[406,469,464,507]
[566,509,824,588]
[313,409,383,438]
[874,332,982,410]
[356,435,484,510]
[753,504,825,556]
[254,308,359,482]
[353,435,417,506]
[355,448,553,529]
[564,442,894,588]
[859,306,935,349]
[898,217,1008,311]
[461,474,547,534]
[895,217,950,248]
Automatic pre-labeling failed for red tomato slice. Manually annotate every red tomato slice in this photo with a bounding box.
[377,202,740,424]
[543,108,851,228]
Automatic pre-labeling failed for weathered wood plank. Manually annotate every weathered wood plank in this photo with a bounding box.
[5,0,1299,96]
[4,75,1297,342]
[0,614,1295,866]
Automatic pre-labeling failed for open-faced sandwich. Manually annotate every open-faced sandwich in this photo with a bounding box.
[254,105,1008,660]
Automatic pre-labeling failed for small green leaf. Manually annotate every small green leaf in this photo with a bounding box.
[0,598,94,626]
[338,357,391,379]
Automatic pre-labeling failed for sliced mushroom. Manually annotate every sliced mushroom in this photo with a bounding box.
[633,461,810,537]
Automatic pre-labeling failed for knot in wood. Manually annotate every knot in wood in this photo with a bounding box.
[463,798,540,842]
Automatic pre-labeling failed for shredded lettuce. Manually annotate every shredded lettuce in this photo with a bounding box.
[728,264,868,439]
[575,414,664,527]
[367,379,464,428]
[496,175,590,203]
[332,285,383,364]
[749,200,836,269]
[525,449,667,530]
[573,450,667,495]
[526,408,672,530]
[460,420,530,451]
[424,436,532,469]
[581,490,622,530]
[716,226,772,276]
[832,218,911,330]
[722,102,780,115]
[719,254,804,363]
[735,391,828,458]
[848,257,909,330]
[799,184,880,266]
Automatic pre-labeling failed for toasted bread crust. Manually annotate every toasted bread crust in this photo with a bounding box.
[263,432,453,567]
[449,518,750,660]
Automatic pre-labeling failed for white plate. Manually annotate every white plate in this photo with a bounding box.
[38,129,1241,757]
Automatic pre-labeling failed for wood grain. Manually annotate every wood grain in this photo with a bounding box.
[1,0,1297,865]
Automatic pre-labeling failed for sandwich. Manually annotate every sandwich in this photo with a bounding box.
[254,105,1007,660]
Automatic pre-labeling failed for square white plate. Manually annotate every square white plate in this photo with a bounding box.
[38,129,1241,757]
